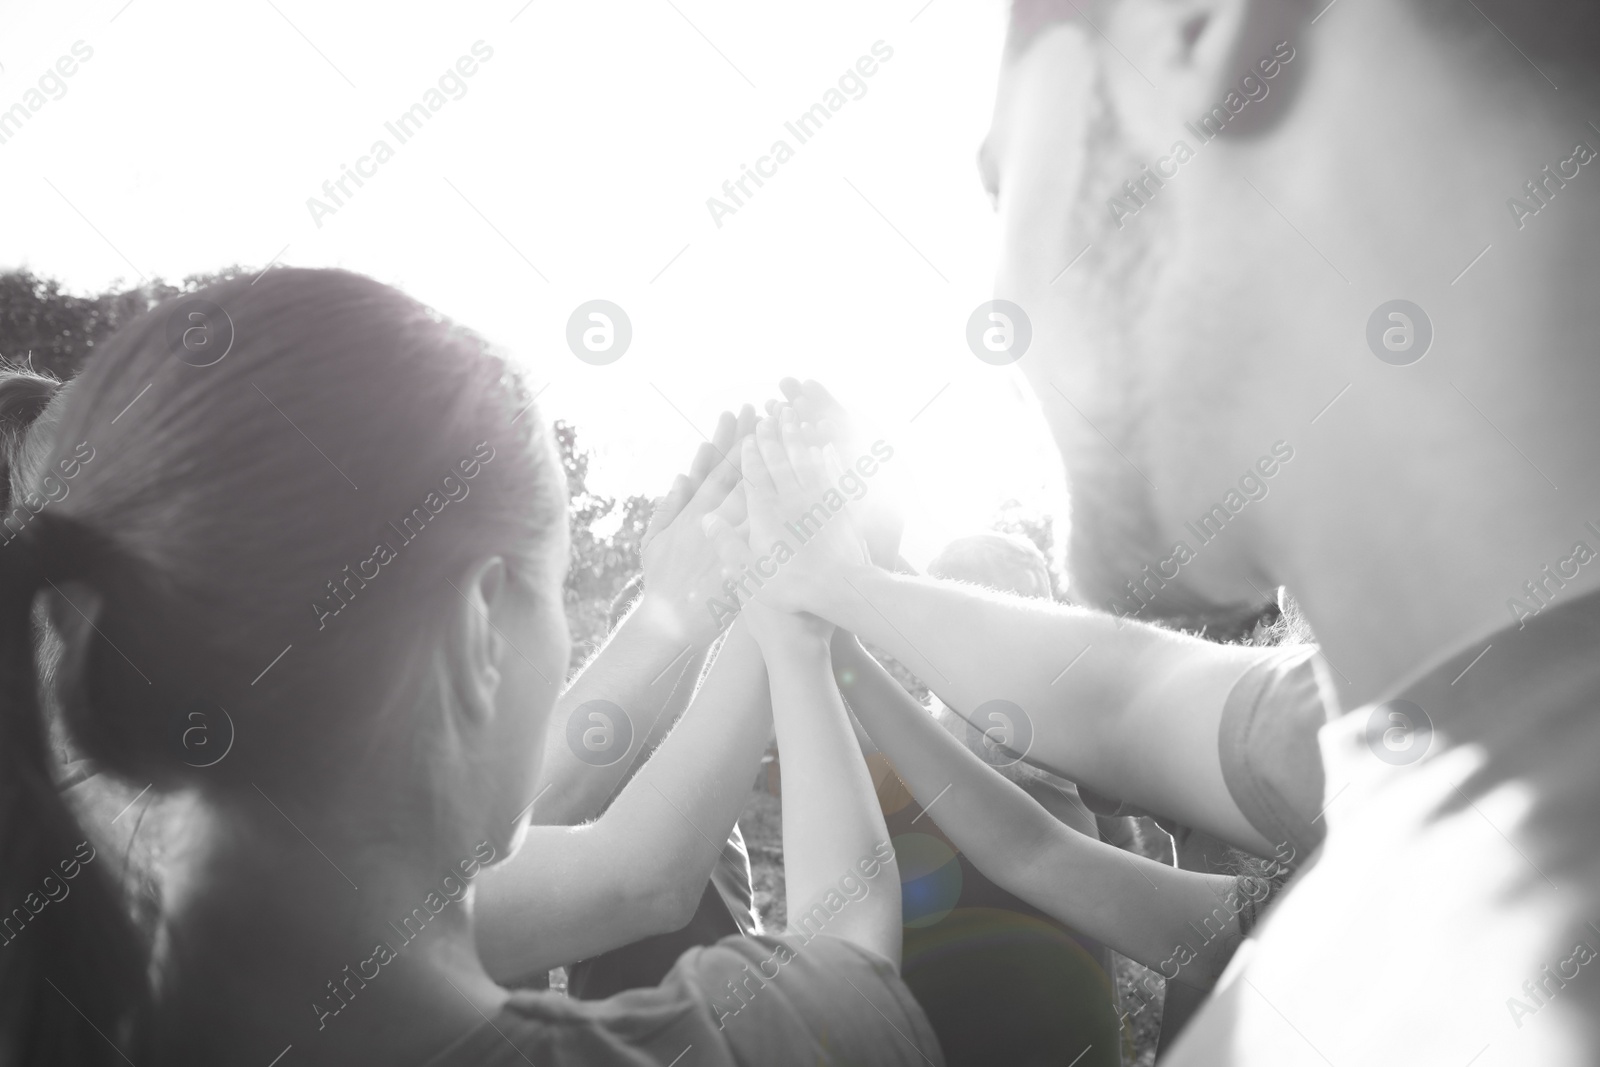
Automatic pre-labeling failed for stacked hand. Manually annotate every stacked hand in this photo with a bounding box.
[702,406,870,643]
[778,378,904,571]
[637,405,756,645]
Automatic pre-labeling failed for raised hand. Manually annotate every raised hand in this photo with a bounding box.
[777,378,904,570]
[637,408,756,645]
[703,406,870,625]
[640,405,755,553]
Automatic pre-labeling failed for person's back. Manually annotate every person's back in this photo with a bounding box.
[0,270,940,1067]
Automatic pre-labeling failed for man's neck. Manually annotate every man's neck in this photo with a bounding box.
[1272,379,1600,711]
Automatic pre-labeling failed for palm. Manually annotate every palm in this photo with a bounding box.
[734,412,869,617]
[779,378,903,569]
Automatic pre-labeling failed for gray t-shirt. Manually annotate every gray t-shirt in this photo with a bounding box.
[423,933,944,1067]
[1166,590,1600,1065]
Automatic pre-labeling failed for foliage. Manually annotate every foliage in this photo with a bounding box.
[0,266,251,380]
[992,498,1066,601]
[555,419,654,675]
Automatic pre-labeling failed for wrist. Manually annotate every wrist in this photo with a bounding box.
[636,588,718,647]
[816,562,890,629]
[754,620,833,668]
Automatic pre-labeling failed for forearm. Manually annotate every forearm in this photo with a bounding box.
[767,638,901,967]
[833,636,1238,983]
[818,567,1279,852]
[534,596,712,825]
[476,621,770,980]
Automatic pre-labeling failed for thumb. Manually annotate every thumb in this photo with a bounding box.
[701,512,754,575]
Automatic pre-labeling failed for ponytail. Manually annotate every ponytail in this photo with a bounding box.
[0,361,62,516]
[0,518,147,1067]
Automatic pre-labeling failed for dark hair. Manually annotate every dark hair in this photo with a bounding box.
[928,532,1053,600]
[0,268,564,1063]
[0,360,63,510]
[1007,1,1600,78]
[1415,0,1600,75]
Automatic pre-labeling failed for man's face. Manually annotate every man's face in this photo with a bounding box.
[983,10,1300,620]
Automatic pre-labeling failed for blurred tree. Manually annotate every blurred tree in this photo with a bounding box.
[0,266,250,380]
[992,499,1066,601]
[556,419,653,675]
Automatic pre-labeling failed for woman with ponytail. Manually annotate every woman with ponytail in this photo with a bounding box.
[0,270,938,1067]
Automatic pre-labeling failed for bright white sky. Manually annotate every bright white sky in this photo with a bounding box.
[0,0,1068,568]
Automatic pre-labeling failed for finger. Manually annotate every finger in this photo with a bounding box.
[639,494,668,550]
[798,442,831,501]
[720,483,749,528]
[741,432,778,501]
[796,416,826,449]
[727,404,758,474]
[803,380,855,447]
[683,438,724,495]
[785,378,829,421]
[816,413,848,450]
[701,512,756,579]
[757,412,801,498]
[802,379,840,413]
[819,442,850,493]
[684,448,742,517]
[780,407,814,492]
[645,474,693,545]
[709,483,747,527]
[709,409,737,462]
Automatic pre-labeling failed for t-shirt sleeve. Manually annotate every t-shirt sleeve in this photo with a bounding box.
[709,824,760,937]
[1216,645,1329,860]
[664,933,944,1066]
[442,934,945,1067]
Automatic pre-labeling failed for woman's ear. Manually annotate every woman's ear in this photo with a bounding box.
[1102,0,1305,146]
[446,557,510,730]
[37,579,104,673]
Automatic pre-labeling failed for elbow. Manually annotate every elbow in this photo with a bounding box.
[626,868,704,939]
[475,893,534,984]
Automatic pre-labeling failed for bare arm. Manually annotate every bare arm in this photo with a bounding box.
[534,412,751,826]
[770,377,1293,855]
[475,620,771,981]
[533,602,710,825]
[711,412,903,965]
[796,565,1284,856]
[763,615,901,965]
[832,633,1242,987]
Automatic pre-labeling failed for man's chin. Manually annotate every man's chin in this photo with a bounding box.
[1066,512,1271,636]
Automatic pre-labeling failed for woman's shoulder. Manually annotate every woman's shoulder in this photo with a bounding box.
[423,934,943,1067]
